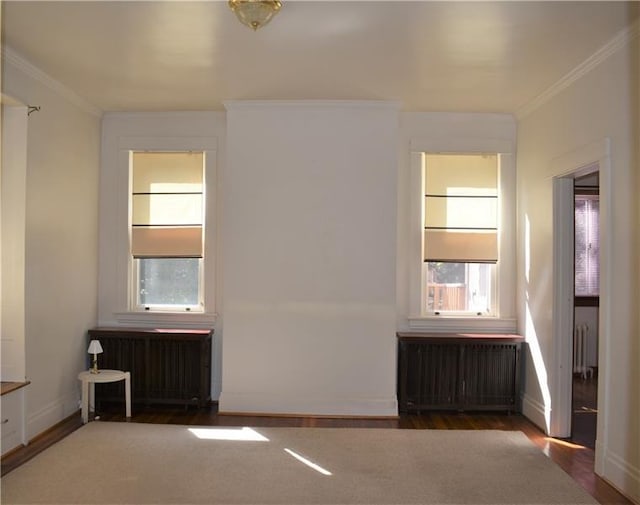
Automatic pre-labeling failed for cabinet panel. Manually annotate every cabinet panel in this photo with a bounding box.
[98,337,146,400]
[461,343,520,410]
[418,344,460,408]
[147,338,207,403]
[1,389,25,456]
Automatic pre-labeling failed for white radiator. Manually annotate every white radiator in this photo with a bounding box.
[573,324,593,379]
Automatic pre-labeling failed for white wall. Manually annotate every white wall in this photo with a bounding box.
[219,101,399,416]
[2,56,101,438]
[516,37,639,500]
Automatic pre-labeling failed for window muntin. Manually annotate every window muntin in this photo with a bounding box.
[422,153,499,316]
[130,151,206,312]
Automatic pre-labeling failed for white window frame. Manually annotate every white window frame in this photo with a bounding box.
[129,150,207,313]
[421,152,499,317]
[112,136,217,327]
[408,139,516,333]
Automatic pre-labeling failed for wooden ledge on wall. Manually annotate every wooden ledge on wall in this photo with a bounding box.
[1,381,30,396]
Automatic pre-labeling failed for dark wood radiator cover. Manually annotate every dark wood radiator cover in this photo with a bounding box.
[88,327,213,408]
[397,333,523,413]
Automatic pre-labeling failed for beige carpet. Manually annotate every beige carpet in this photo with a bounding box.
[1,422,597,504]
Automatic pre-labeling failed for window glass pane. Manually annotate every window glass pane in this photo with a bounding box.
[423,153,499,264]
[138,258,200,306]
[426,262,492,313]
[424,196,497,229]
[132,152,203,193]
[425,154,497,195]
[131,151,204,259]
[575,196,599,296]
[132,194,203,226]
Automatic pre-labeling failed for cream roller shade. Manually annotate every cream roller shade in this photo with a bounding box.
[423,154,498,263]
[423,229,498,263]
[131,152,204,258]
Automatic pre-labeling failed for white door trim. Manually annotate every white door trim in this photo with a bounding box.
[551,176,574,438]
[549,139,611,473]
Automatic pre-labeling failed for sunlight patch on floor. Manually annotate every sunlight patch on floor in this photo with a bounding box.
[188,427,269,441]
[544,437,587,450]
[284,448,333,476]
[576,406,598,413]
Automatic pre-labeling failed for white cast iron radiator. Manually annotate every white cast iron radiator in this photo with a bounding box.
[573,324,593,379]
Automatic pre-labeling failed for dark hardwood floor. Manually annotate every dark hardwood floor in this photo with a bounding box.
[573,374,598,449]
[1,403,631,505]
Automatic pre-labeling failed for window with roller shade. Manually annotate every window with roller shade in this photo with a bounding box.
[130,151,205,311]
[423,153,498,315]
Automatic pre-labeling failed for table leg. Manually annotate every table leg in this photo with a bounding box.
[89,382,96,419]
[125,372,131,418]
[81,380,89,424]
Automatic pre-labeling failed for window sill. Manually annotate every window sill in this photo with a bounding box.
[113,311,217,329]
[407,316,517,333]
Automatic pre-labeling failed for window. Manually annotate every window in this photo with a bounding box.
[422,153,498,316]
[130,151,205,312]
[574,193,599,297]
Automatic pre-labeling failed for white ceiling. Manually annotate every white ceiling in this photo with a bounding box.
[2,1,638,113]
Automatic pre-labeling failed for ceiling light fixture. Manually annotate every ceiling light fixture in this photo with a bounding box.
[228,0,282,31]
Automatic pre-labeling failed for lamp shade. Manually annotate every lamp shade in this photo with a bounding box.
[87,340,103,354]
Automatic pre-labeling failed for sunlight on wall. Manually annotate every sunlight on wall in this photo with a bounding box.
[188,427,269,441]
[525,215,531,283]
[525,297,552,433]
[523,214,552,433]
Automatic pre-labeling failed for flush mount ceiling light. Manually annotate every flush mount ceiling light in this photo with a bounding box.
[228,0,282,31]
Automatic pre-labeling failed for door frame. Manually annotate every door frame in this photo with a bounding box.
[550,139,610,473]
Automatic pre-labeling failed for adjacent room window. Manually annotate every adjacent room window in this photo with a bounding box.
[422,153,498,315]
[130,151,205,312]
[574,192,599,297]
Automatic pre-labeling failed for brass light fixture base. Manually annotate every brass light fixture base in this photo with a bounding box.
[228,0,282,31]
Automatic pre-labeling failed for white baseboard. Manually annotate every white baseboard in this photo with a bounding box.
[219,391,398,417]
[595,440,640,503]
[26,390,79,442]
[521,393,550,434]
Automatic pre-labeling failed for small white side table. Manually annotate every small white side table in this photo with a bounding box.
[78,369,131,424]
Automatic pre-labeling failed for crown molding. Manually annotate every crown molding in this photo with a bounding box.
[102,111,225,120]
[1,46,102,118]
[516,18,640,120]
[223,100,402,111]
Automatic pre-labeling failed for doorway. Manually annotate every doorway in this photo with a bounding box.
[550,138,610,474]
[571,173,600,449]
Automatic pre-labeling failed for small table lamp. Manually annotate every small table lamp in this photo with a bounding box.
[87,340,103,374]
